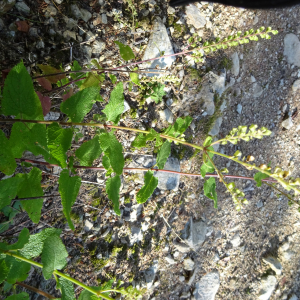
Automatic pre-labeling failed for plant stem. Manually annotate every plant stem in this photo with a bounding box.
[16,281,56,299]
[3,252,115,300]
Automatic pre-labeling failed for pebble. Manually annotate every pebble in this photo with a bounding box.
[282,117,293,130]
[237,103,242,114]
[165,255,176,265]
[231,52,239,76]
[230,233,241,248]
[84,219,94,232]
[292,78,300,91]
[183,257,195,271]
[258,275,277,300]
[193,271,220,300]
[159,108,174,124]
[208,117,222,136]
[15,1,30,15]
[186,4,206,29]
[262,256,282,275]
[63,30,76,41]
[284,33,300,67]
[101,13,108,24]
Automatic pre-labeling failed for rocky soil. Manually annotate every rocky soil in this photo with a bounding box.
[1,0,300,300]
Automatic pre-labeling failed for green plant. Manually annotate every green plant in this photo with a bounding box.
[1,27,297,299]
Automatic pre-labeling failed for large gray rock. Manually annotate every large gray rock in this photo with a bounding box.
[258,275,276,300]
[186,4,206,29]
[197,71,226,116]
[231,52,239,76]
[284,33,300,67]
[193,271,220,300]
[142,18,175,76]
[182,217,208,250]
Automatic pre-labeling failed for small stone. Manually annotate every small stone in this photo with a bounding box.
[165,255,176,265]
[36,40,45,49]
[186,4,206,29]
[44,112,60,121]
[46,5,57,16]
[84,219,94,232]
[63,30,76,41]
[93,14,101,26]
[182,217,207,249]
[237,103,242,114]
[0,0,16,14]
[54,0,63,4]
[193,271,220,300]
[70,4,82,19]
[80,8,92,22]
[123,100,130,113]
[258,275,277,300]
[231,52,239,76]
[64,17,76,30]
[281,250,295,261]
[167,6,175,14]
[143,260,158,289]
[101,13,108,24]
[292,79,300,91]
[183,257,195,271]
[15,1,30,15]
[82,45,92,61]
[289,294,298,300]
[160,108,174,124]
[129,226,143,246]
[179,275,185,282]
[262,256,282,275]
[231,233,241,248]
[282,117,293,130]
[173,240,190,253]
[257,200,264,208]
[208,117,222,136]
[284,33,300,67]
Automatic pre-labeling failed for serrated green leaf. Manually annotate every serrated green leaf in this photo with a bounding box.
[5,255,31,284]
[254,172,269,187]
[103,82,124,124]
[47,123,73,168]
[16,167,43,223]
[0,130,17,175]
[0,228,29,251]
[204,177,217,208]
[58,170,81,230]
[115,41,135,61]
[200,162,214,178]
[148,82,165,104]
[70,61,84,87]
[41,234,68,279]
[80,72,104,90]
[75,137,102,166]
[38,64,66,84]
[106,175,121,215]
[5,293,29,300]
[130,72,140,86]
[164,116,193,138]
[20,228,62,259]
[99,132,124,175]
[109,74,117,84]
[60,86,100,122]
[131,134,147,148]
[136,171,158,204]
[58,277,75,300]
[0,259,9,284]
[203,136,212,147]
[2,62,43,120]
[156,140,171,169]
[79,286,106,300]
[102,155,110,170]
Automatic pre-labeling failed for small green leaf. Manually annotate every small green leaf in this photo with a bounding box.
[99,132,124,175]
[103,82,124,124]
[102,155,110,170]
[0,176,24,211]
[131,134,147,148]
[254,172,269,187]
[130,72,140,86]
[136,171,158,204]
[0,228,29,251]
[156,140,171,169]
[80,72,104,90]
[204,177,217,208]
[70,61,84,87]
[3,61,43,120]
[79,287,104,300]
[106,175,121,215]
[5,293,29,300]
[0,130,17,175]
[115,41,135,61]
[16,167,44,223]
[59,170,81,230]
[41,234,68,279]
[164,116,193,138]
[203,136,212,147]
[60,86,100,122]
[47,123,73,168]
[38,64,66,84]
[20,228,62,259]
[75,137,102,166]
[5,255,31,284]
[58,277,75,300]
[109,73,117,84]
[148,82,166,104]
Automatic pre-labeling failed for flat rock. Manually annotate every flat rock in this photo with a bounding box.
[193,271,220,300]
[129,226,143,246]
[159,108,174,124]
[231,52,239,76]
[186,4,206,29]
[44,112,60,121]
[165,255,176,265]
[209,117,222,136]
[284,33,300,67]
[173,239,190,253]
[230,233,241,248]
[142,18,175,76]
[183,257,195,271]
[258,275,276,300]
[84,220,93,232]
[182,217,207,249]
[282,117,293,130]
[80,8,92,22]
[262,256,282,275]
[15,1,30,15]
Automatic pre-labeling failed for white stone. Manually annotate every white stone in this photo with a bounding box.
[262,256,282,275]
[159,108,173,123]
[101,13,107,24]
[44,112,60,121]
[129,226,143,246]
[186,4,206,29]
[141,18,175,76]
[231,52,239,76]
[92,40,105,54]
[165,255,176,265]
[209,117,222,136]
[282,117,293,130]
[284,34,300,67]
[231,233,241,247]
[237,103,242,114]
[183,257,195,271]
[193,271,220,300]
[258,275,276,300]
[144,260,158,289]
[84,220,93,231]
[123,100,130,113]
[292,79,300,91]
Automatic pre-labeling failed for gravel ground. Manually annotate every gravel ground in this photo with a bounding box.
[1,0,300,300]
